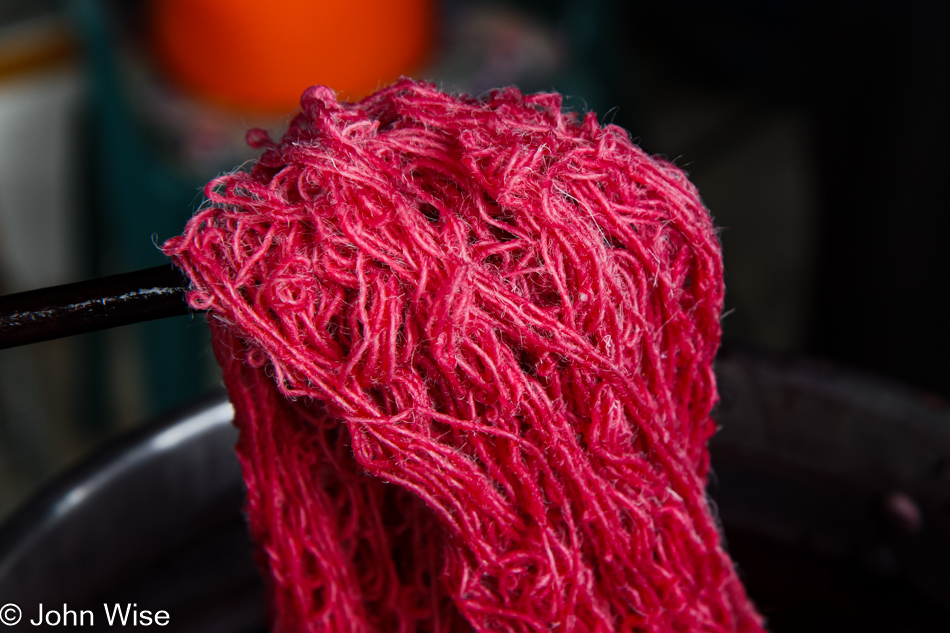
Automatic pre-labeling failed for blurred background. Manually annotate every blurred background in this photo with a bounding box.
[0,0,947,528]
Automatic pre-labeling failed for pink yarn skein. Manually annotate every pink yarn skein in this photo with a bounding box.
[165,79,765,632]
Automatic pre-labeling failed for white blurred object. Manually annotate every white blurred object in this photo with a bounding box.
[0,15,82,292]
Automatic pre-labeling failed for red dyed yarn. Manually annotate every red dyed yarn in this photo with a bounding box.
[164,79,765,633]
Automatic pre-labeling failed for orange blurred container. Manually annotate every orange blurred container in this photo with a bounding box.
[149,0,435,113]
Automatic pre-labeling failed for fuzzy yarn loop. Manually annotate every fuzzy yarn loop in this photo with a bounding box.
[165,79,764,633]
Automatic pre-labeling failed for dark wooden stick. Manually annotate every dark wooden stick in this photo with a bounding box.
[0,265,193,350]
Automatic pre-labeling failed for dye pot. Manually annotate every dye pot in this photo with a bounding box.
[0,346,948,632]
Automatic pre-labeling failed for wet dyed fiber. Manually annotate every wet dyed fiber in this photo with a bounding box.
[165,79,764,633]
